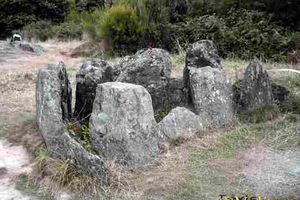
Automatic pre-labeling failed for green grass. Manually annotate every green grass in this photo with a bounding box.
[67,66,78,77]
[15,174,54,200]
[0,124,8,139]
[170,113,300,200]
[238,105,280,124]
[155,107,172,123]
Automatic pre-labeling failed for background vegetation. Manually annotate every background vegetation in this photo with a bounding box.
[0,0,299,61]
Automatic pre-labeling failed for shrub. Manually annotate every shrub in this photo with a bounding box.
[23,20,83,42]
[53,22,83,41]
[23,21,55,42]
[82,5,145,53]
[281,94,300,115]
[0,0,70,38]
[266,0,300,31]
[67,123,97,154]
[75,0,105,12]
[170,9,290,61]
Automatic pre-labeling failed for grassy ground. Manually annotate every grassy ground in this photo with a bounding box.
[1,40,299,200]
[170,115,300,200]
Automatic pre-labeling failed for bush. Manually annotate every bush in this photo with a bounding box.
[23,21,55,42]
[170,9,290,61]
[0,0,70,38]
[82,5,145,52]
[53,22,83,41]
[23,21,83,41]
[266,0,300,31]
[75,0,105,12]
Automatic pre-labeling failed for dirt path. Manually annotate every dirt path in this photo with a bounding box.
[0,139,31,200]
[0,40,84,200]
[242,147,300,197]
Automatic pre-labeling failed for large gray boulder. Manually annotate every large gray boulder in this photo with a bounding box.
[185,40,221,70]
[115,48,172,113]
[184,40,222,88]
[36,63,108,184]
[89,82,160,167]
[74,59,113,121]
[189,67,234,126]
[19,42,45,56]
[235,61,274,112]
[158,107,203,139]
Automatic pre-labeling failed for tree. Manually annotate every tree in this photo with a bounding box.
[0,0,70,38]
[75,0,105,12]
[266,0,300,30]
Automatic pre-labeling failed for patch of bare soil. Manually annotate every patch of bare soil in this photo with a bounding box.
[211,146,300,198]
[0,40,85,199]
[0,140,31,200]
[242,147,300,198]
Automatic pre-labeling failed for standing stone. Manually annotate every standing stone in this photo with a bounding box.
[158,107,203,139]
[184,40,222,88]
[189,67,234,126]
[36,63,108,184]
[90,82,160,167]
[236,61,274,112]
[74,59,113,121]
[185,40,221,70]
[115,48,172,113]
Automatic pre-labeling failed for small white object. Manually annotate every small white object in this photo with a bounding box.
[12,34,22,41]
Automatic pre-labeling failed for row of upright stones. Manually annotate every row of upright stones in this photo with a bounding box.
[36,40,281,185]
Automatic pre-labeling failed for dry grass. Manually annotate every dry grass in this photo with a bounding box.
[1,41,299,199]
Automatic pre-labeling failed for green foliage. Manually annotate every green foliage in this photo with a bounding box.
[155,107,172,123]
[68,123,97,154]
[281,94,300,115]
[171,9,290,61]
[53,21,83,41]
[23,21,83,41]
[101,5,144,51]
[75,0,105,12]
[238,105,280,123]
[266,0,300,31]
[23,21,55,42]
[81,4,145,52]
[0,0,70,38]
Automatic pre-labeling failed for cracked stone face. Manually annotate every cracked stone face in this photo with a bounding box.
[235,61,274,112]
[189,66,234,126]
[36,63,108,185]
[89,82,160,167]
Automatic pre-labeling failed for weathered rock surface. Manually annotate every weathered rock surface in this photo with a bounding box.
[189,66,234,126]
[235,61,274,112]
[159,107,203,139]
[19,42,45,56]
[36,63,108,184]
[184,40,222,88]
[90,82,160,167]
[271,83,290,105]
[115,48,172,112]
[74,59,113,121]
